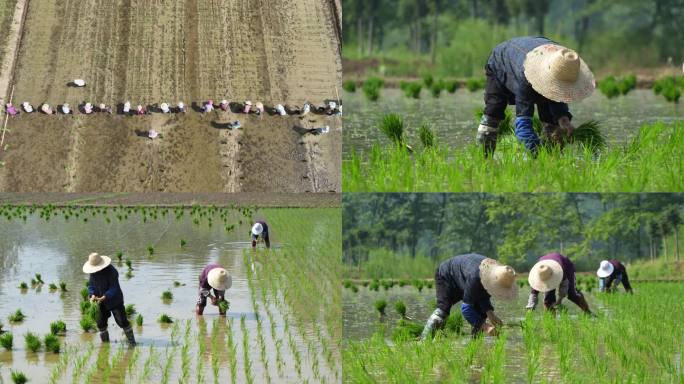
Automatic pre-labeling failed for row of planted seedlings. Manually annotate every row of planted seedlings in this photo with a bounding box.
[343,277,435,293]
[253,209,342,382]
[345,74,486,102]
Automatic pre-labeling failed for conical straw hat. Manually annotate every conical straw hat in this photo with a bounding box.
[528,259,564,292]
[252,223,263,235]
[82,252,111,273]
[207,268,232,291]
[523,44,595,103]
[479,258,519,300]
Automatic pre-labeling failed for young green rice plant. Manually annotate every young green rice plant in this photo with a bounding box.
[219,300,230,314]
[80,287,89,301]
[374,299,387,316]
[430,82,443,98]
[50,320,67,336]
[18,281,28,290]
[24,332,41,352]
[422,73,434,88]
[598,75,620,98]
[394,300,407,319]
[10,371,28,384]
[158,313,173,324]
[34,273,44,284]
[465,77,485,92]
[49,283,58,291]
[135,313,143,326]
[147,245,154,255]
[418,122,435,148]
[116,251,123,262]
[44,333,61,353]
[369,280,379,291]
[443,311,463,335]
[362,76,384,101]
[125,258,132,270]
[161,289,173,302]
[403,82,422,99]
[59,282,67,292]
[125,304,136,317]
[0,332,13,350]
[379,113,406,147]
[8,309,26,323]
[79,317,96,332]
[180,239,186,247]
[445,80,459,93]
[342,80,356,93]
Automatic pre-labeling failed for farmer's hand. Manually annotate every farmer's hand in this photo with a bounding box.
[558,116,574,136]
[210,296,219,306]
[486,310,502,327]
[482,323,498,336]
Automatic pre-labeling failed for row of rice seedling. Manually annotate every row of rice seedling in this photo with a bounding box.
[347,75,487,101]
[344,278,435,292]
[598,74,637,98]
[653,75,684,103]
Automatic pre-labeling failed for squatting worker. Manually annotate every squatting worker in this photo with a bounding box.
[477,37,595,155]
[82,252,136,346]
[251,221,270,249]
[526,252,593,314]
[597,259,633,293]
[196,263,232,315]
[421,254,518,339]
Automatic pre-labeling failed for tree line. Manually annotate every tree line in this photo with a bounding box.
[343,193,683,271]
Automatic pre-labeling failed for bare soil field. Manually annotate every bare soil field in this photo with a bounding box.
[0,0,341,192]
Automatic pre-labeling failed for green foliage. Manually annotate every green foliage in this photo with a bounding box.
[379,113,405,146]
[343,80,357,93]
[162,290,173,301]
[24,332,41,352]
[394,300,407,318]
[430,82,443,98]
[422,73,434,88]
[147,245,154,255]
[391,319,423,342]
[418,122,435,148]
[80,287,89,301]
[363,76,385,101]
[136,314,143,326]
[18,282,28,290]
[445,80,459,93]
[158,314,173,324]
[8,309,25,323]
[48,283,58,290]
[10,371,27,384]
[443,312,464,334]
[465,77,485,92]
[44,333,60,353]
[571,121,606,152]
[0,332,13,350]
[50,320,66,335]
[653,76,683,103]
[599,75,637,98]
[403,82,422,98]
[218,300,230,313]
[59,282,67,292]
[125,304,137,317]
[374,299,387,316]
[180,239,187,247]
[79,317,95,332]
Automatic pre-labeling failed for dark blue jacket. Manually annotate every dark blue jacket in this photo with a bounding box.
[88,265,124,310]
[251,221,269,239]
[487,37,573,151]
[437,254,493,326]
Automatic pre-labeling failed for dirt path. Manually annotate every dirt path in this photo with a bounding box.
[0,0,341,192]
[0,0,25,105]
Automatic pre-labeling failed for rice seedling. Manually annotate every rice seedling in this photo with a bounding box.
[343,79,356,93]
[422,73,434,88]
[445,80,459,93]
[79,317,95,332]
[24,332,41,352]
[394,300,407,318]
[125,258,132,270]
[125,304,136,317]
[465,77,485,92]
[135,313,143,326]
[48,283,58,291]
[379,113,407,148]
[147,245,154,255]
[430,82,443,98]
[8,309,26,323]
[0,332,13,350]
[403,82,422,99]
[161,289,173,301]
[10,371,27,384]
[44,333,60,353]
[116,251,123,262]
[180,239,186,247]
[50,320,66,336]
[34,273,44,284]
[59,282,67,292]
[362,76,384,101]
[374,299,387,316]
[218,300,230,314]
[18,282,28,290]
[418,122,435,148]
[80,287,89,301]
[158,313,173,324]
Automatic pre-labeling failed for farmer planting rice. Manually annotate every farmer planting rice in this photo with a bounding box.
[251,221,270,249]
[597,259,633,293]
[21,102,33,113]
[421,254,518,339]
[476,37,595,156]
[5,103,18,116]
[82,252,136,346]
[526,252,593,314]
[196,263,232,316]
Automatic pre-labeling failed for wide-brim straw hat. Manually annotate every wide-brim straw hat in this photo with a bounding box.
[528,259,564,292]
[207,268,232,291]
[479,258,519,301]
[596,260,614,278]
[523,44,595,103]
[82,252,111,274]
[252,223,263,235]
[74,79,86,86]
[245,101,252,106]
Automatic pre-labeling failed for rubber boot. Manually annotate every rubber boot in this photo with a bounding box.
[123,326,136,346]
[476,115,500,157]
[420,308,447,340]
[99,329,110,343]
[525,292,538,310]
[196,305,205,316]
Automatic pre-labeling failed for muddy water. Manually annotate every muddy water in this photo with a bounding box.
[0,212,332,383]
[343,89,684,157]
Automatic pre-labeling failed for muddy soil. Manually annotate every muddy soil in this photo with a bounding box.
[0,0,341,192]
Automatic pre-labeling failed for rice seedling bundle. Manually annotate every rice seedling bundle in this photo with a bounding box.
[158,314,173,324]
[342,80,356,93]
[403,82,422,99]
[24,332,42,352]
[161,290,173,301]
[11,371,27,384]
[0,332,13,350]
[44,333,61,353]
[50,320,67,335]
[374,299,387,316]
[8,309,25,323]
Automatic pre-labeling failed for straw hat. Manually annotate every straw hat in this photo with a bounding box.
[82,252,111,274]
[207,268,232,291]
[596,260,614,278]
[523,44,595,103]
[99,103,106,109]
[528,259,564,292]
[245,101,252,106]
[252,223,263,235]
[479,258,519,300]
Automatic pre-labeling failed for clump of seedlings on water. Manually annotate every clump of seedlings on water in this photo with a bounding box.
[50,320,67,335]
[8,309,26,323]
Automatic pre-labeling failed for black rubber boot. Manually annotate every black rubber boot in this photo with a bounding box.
[476,115,500,157]
[420,308,447,340]
[99,329,110,343]
[123,326,136,346]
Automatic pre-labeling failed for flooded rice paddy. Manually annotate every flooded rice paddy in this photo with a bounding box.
[343,89,684,157]
[0,206,340,383]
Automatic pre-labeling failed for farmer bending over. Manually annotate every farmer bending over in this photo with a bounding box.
[526,252,592,314]
[597,259,633,293]
[82,252,136,346]
[477,37,595,156]
[421,254,518,339]
[196,263,232,315]
[251,221,270,249]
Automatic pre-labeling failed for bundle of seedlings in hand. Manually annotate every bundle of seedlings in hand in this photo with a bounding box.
[218,300,230,314]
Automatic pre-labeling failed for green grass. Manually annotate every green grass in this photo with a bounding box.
[344,120,684,192]
[50,320,66,335]
[0,332,13,350]
[344,283,684,382]
[8,309,25,323]
[24,332,41,352]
